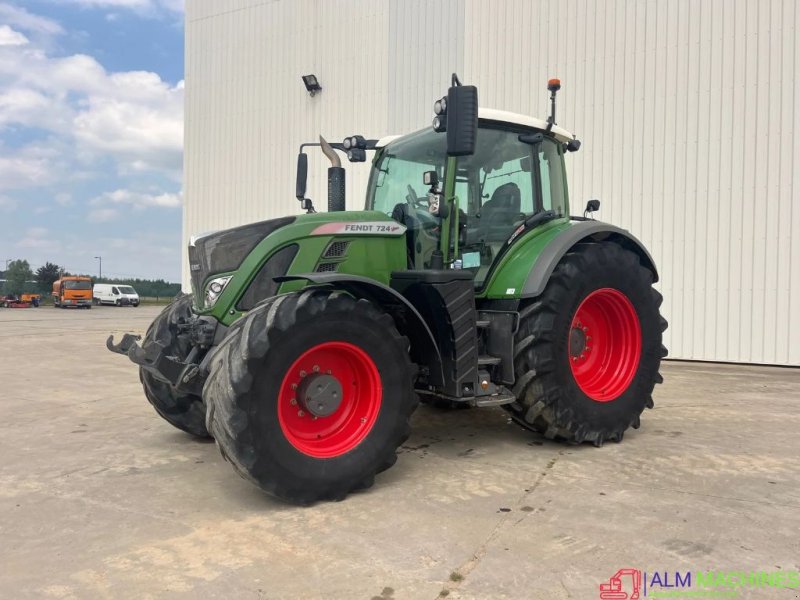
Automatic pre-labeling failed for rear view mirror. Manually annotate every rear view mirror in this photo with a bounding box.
[446,84,478,157]
[295,153,308,200]
[585,199,600,214]
[519,132,544,145]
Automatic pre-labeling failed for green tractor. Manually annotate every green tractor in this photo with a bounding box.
[109,75,667,504]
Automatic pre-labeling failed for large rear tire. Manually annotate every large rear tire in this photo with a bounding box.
[139,293,210,438]
[506,242,667,445]
[203,289,418,504]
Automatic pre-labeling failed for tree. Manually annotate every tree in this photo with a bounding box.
[4,259,33,295]
[36,262,62,291]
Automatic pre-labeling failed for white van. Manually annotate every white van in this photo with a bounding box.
[93,284,140,307]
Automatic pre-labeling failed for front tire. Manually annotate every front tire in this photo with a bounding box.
[506,242,667,445]
[139,293,210,438]
[204,289,418,504]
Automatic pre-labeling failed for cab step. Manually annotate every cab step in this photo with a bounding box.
[477,354,502,366]
[473,393,516,408]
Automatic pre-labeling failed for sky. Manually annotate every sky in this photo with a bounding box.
[0,0,184,282]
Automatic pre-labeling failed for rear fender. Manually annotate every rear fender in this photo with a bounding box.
[275,273,443,382]
[521,221,659,298]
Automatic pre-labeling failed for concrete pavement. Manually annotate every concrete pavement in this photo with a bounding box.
[1,305,798,599]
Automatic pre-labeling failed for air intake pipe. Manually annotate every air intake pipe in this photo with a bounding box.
[320,136,345,212]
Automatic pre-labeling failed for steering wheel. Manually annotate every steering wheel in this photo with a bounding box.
[399,185,436,229]
[406,185,429,209]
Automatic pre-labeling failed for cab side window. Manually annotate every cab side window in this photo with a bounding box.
[112,287,119,295]
[481,157,534,215]
[538,139,567,216]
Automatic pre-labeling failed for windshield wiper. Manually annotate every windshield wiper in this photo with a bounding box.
[523,209,557,228]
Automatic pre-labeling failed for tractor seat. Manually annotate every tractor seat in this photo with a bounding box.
[479,182,522,242]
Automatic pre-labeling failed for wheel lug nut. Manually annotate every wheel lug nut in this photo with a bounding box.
[299,370,307,378]
[298,410,305,417]
[291,383,298,391]
[326,369,332,375]
[290,398,297,406]
[360,417,366,424]
[313,365,320,373]
[583,327,588,332]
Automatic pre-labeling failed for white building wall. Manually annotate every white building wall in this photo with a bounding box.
[185,0,800,366]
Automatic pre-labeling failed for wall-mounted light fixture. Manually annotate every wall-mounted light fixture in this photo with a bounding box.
[301,74,322,97]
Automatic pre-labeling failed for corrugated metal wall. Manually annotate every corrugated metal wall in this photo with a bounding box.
[185,0,800,365]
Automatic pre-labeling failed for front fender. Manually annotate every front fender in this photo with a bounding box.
[275,273,443,382]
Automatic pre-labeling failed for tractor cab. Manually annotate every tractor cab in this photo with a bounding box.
[367,111,574,286]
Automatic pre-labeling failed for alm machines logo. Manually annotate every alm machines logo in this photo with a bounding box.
[599,568,800,598]
[600,569,641,599]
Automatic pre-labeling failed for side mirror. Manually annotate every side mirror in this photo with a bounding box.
[295,153,308,200]
[446,84,478,157]
[585,199,600,215]
[566,139,581,152]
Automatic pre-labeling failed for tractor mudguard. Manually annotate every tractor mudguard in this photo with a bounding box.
[520,221,659,298]
[274,273,444,382]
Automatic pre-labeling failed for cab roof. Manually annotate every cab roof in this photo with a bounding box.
[376,107,575,148]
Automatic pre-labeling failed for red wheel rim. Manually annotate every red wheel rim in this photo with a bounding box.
[568,288,641,402]
[278,341,382,458]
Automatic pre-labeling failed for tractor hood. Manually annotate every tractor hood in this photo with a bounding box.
[188,216,295,300]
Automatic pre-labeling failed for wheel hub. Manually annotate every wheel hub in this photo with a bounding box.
[297,373,343,417]
[569,326,587,357]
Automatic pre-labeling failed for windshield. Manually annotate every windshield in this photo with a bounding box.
[367,128,446,216]
[118,286,135,294]
[64,280,92,290]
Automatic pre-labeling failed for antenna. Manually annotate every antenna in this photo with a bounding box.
[546,78,561,131]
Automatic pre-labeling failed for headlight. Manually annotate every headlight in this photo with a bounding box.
[204,275,232,308]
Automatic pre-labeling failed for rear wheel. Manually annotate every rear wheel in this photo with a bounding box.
[139,293,209,438]
[506,242,667,445]
[204,289,418,504]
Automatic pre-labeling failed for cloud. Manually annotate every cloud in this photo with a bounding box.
[91,188,182,208]
[0,152,56,190]
[0,4,64,36]
[55,193,73,206]
[16,226,62,252]
[0,41,184,183]
[55,0,183,17]
[87,207,120,222]
[26,226,48,238]
[0,24,29,46]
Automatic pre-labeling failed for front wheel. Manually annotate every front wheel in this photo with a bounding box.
[139,294,209,438]
[204,289,418,504]
[506,242,667,445]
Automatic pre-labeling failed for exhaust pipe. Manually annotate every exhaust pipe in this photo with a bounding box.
[320,136,345,212]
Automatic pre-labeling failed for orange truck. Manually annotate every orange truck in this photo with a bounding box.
[52,276,93,309]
